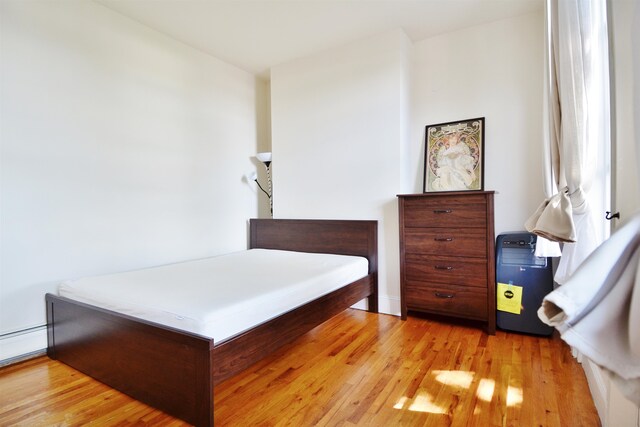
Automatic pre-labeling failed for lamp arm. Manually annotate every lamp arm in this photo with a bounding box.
[254,179,271,198]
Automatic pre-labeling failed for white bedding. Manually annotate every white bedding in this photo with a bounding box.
[58,249,369,343]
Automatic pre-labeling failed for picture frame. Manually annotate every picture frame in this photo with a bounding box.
[423,117,484,192]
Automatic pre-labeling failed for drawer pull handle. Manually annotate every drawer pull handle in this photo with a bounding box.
[435,292,455,299]
[433,209,452,214]
[435,265,453,270]
[434,237,454,242]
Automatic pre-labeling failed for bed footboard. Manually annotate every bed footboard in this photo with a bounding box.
[46,294,214,426]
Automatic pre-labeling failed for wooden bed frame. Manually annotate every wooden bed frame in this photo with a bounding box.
[45,219,378,426]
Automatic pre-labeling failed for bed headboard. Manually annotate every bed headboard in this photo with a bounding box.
[249,219,378,275]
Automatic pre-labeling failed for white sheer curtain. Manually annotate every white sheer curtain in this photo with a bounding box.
[526,0,609,284]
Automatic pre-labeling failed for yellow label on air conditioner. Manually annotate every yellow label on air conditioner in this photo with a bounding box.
[497,282,523,315]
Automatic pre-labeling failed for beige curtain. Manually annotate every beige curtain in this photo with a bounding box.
[536,0,640,407]
[526,0,607,283]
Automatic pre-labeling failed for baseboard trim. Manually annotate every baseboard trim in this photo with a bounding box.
[0,349,47,368]
[378,295,401,316]
[352,295,401,316]
[0,326,48,366]
[582,357,609,426]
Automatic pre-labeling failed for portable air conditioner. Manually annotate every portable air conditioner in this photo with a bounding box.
[496,232,554,336]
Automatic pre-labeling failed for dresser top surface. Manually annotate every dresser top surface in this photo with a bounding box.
[397,191,495,198]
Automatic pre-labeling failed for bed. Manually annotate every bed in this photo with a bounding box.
[45,219,378,426]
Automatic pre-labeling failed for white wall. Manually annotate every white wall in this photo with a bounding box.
[0,0,259,360]
[270,13,545,314]
[271,12,544,314]
[412,11,545,236]
[271,30,412,315]
[612,0,639,226]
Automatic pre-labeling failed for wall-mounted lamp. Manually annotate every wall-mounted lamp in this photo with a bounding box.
[247,152,272,216]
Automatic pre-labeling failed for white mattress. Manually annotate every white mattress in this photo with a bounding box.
[58,249,369,343]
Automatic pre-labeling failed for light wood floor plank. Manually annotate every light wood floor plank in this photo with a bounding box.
[0,309,600,426]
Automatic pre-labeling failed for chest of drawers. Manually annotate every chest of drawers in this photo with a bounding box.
[397,191,496,334]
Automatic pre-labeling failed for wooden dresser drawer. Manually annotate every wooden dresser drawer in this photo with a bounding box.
[404,229,486,258]
[405,282,488,321]
[402,195,486,228]
[404,254,487,289]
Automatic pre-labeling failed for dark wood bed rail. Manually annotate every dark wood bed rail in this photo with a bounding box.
[46,218,378,426]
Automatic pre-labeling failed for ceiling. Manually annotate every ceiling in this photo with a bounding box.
[97,0,543,78]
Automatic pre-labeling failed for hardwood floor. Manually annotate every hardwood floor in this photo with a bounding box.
[0,309,600,426]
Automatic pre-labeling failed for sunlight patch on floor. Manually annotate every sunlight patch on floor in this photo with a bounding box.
[393,396,409,410]
[393,391,446,414]
[433,370,474,389]
[392,370,524,414]
[507,385,523,407]
[476,378,495,402]
[409,391,447,414]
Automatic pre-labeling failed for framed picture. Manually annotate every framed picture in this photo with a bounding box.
[423,117,484,192]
